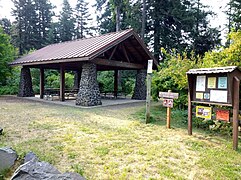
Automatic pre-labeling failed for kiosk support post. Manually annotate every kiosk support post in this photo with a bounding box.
[188,91,192,135]
[233,76,240,150]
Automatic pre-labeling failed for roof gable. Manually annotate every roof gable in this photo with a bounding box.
[10,29,156,68]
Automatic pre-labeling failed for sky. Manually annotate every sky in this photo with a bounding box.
[0,0,229,40]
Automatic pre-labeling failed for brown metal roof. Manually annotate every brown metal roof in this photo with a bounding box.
[187,66,239,74]
[10,29,156,68]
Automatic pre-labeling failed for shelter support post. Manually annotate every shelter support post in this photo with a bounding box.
[76,63,102,106]
[18,67,34,97]
[60,65,65,102]
[132,69,147,100]
[114,70,118,98]
[74,70,82,89]
[233,76,240,150]
[40,68,44,99]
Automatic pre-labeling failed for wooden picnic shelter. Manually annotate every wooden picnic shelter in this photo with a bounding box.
[10,29,157,106]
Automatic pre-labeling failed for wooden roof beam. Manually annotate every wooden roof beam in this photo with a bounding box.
[109,45,118,61]
[92,58,144,69]
[121,43,130,63]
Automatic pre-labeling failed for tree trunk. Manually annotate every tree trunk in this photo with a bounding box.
[141,0,146,39]
[115,6,121,32]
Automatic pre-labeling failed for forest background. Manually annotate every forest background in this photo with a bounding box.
[0,0,240,108]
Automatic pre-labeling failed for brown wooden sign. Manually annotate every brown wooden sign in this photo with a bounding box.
[159,92,179,99]
[163,99,173,108]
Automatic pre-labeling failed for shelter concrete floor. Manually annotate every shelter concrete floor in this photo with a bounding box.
[20,95,145,109]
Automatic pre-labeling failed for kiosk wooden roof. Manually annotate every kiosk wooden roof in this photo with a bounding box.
[10,29,157,70]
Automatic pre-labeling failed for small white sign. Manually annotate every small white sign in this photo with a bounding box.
[210,90,228,103]
[147,60,153,74]
[196,76,206,92]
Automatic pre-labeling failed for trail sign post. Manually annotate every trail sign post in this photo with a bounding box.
[159,90,179,128]
[146,60,153,123]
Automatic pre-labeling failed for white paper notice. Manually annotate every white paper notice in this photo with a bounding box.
[210,90,228,103]
[196,76,206,91]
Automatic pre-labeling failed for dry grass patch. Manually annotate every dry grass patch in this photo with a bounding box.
[0,96,241,179]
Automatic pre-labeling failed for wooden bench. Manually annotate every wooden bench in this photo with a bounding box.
[44,88,79,100]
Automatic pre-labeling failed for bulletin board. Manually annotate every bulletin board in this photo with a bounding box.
[192,73,231,106]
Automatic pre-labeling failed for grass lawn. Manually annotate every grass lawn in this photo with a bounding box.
[0,96,241,179]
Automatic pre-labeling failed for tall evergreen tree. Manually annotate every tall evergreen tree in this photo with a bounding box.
[47,22,61,44]
[11,0,54,54]
[228,0,241,30]
[75,0,92,39]
[12,0,38,54]
[147,0,220,60]
[95,0,115,33]
[59,0,75,42]
[34,0,54,47]
[141,0,147,39]
[0,18,11,35]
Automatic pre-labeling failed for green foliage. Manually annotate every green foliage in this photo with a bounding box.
[200,30,241,67]
[152,49,197,108]
[152,31,241,108]
[227,0,241,30]
[0,27,17,93]
[97,70,135,96]
[75,0,93,39]
[97,71,114,92]
[59,0,75,42]
[45,70,74,89]
[71,164,84,176]
[0,67,20,95]
[11,0,54,54]
[121,70,136,96]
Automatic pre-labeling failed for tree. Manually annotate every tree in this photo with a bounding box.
[47,22,61,44]
[141,0,146,39]
[12,0,38,54]
[0,18,11,35]
[34,0,54,47]
[147,0,220,61]
[0,27,16,86]
[11,0,54,54]
[95,0,115,34]
[59,0,75,42]
[188,0,221,56]
[75,0,93,39]
[227,0,241,31]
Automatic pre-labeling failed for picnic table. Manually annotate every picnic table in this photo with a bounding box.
[44,88,78,100]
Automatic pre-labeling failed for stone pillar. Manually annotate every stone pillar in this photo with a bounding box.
[132,69,147,100]
[73,70,82,89]
[76,63,102,106]
[18,67,34,97]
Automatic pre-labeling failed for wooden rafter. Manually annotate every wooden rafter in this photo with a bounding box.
[109,45,118,61]
[92,58,144,69]
[121,43,130,63]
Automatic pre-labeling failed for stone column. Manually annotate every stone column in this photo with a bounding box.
[132,69,147,100]
[76,63,102,106]
[18,67,34,97]
[73,70,82,89]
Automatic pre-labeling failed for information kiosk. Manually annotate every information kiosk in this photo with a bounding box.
[186,66,241,150]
